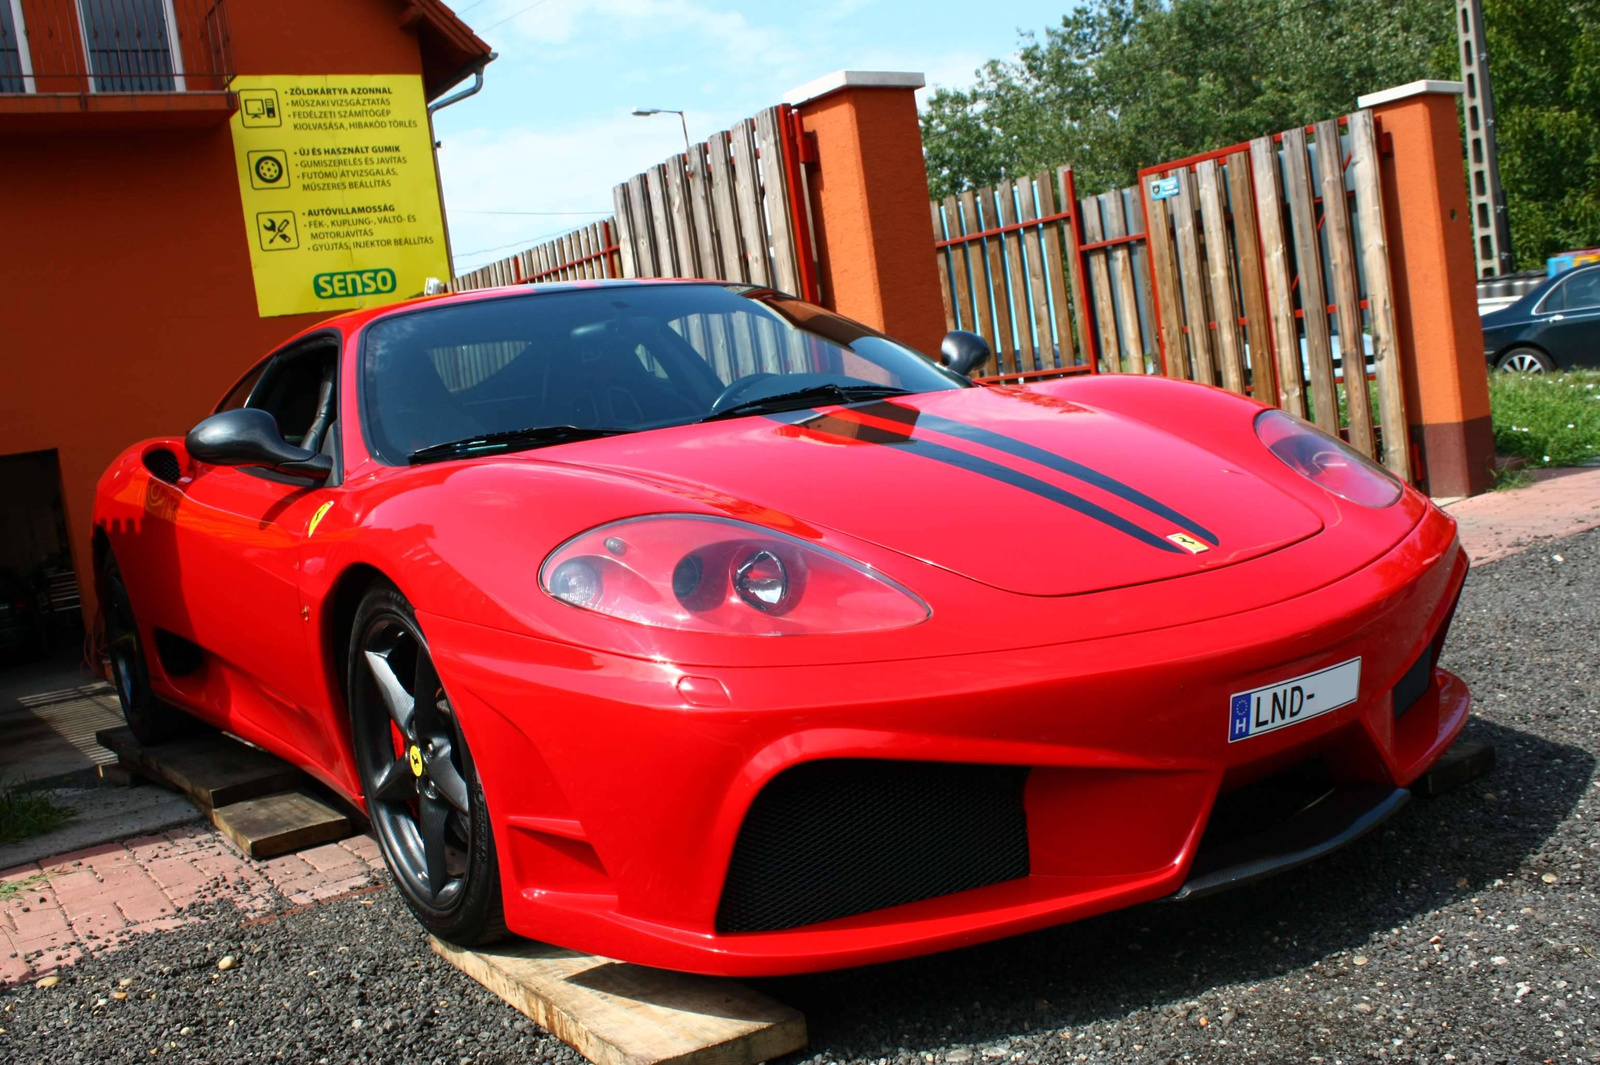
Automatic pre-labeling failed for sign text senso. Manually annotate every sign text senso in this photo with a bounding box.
[313,268,397,300]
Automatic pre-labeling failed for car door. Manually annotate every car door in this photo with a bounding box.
[175,336,339,759]
[1543,268,1600,368]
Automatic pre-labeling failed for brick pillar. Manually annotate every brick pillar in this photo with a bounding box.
[1359,80,1495,498]
[785,71,949,358]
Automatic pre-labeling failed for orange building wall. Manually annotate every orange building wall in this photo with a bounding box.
[0,0,436,617]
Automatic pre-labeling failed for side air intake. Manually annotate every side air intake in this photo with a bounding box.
[143,449,182,485]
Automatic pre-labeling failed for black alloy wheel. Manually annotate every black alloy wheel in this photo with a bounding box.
[348,582,505,944]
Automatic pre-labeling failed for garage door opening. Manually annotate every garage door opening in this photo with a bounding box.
[0,449,85,670]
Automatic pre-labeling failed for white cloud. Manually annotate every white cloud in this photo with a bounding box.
[435,0,1011,273]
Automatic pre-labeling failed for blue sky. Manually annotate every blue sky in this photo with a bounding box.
[431,0,1075,275]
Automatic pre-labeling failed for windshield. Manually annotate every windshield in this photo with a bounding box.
[360,283,967,464]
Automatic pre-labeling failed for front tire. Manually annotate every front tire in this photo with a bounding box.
[100,551,195,744]
[1496,347,1555,373]
[347,581,506,945]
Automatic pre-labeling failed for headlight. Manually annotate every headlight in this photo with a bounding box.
[1254,409,1402,508]
[539,515,930,635]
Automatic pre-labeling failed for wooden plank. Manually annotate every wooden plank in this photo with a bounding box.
[755,108,802,296]
[1148,190,1194,378]
[930,201,956,332]
[979,186,1017,374]
[1249,136,1303,415]
[1057,169,1097,371]
[1281,126,1339,432]
[1016,178,1058,369]
[1171,168,1217,386]
[994,180,1039,371]
[1194,159,1248,394]
[1099,189,1147,375]
[211,789,351,860]
[1225,151,1277,405]
[560,234,577,280]
[707,132,746,284]
[688,144,721,281]
[665,155,699,278]
[431,937,807,1065]
[1034,172,1077,368]
[626,174,656,278]
[943,195,975,338]
[1347,108,1411,481]
[646,164,678,278]
[730,119,771,287]
[957,189,996,347]
[1079,197,1120,373]
[95,727,304,812]
[1315,118,1375,458]
[583,224,601,279]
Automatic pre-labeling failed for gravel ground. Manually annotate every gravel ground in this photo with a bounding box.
[3,527,1597,1065]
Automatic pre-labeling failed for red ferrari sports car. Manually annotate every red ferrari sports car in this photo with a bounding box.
[93,280,1470,975]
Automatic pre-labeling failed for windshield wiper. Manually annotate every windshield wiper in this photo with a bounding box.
[408,425,630,464]
[701,384,911,422]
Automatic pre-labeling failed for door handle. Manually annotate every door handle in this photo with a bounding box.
[1549,314,1565,321]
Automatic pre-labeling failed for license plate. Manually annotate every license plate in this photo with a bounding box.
[1228,658,1361,743]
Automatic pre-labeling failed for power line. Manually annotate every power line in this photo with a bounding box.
[454,221,590,261]
[481,0,555,34]
[452,209,611,216]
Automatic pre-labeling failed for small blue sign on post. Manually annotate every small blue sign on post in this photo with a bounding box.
[1148,176,1180,201]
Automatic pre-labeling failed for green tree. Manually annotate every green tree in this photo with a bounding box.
[922,0,1454,199]
[1482,0,1600,267]
[922,0,1600,267]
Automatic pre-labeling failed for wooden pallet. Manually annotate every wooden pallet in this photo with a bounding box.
[95,727,351,859]
[431,937,807,1065]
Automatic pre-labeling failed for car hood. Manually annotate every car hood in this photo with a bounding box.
[544,387,1325,596]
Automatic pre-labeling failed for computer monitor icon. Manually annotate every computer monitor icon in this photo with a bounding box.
[243,96,277,121]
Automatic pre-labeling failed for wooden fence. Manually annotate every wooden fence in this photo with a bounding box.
[610,105,816,299]
[450,219,621,291]
[453,105,817,303]
[931,172,1157,381]
[931,108,1411,481]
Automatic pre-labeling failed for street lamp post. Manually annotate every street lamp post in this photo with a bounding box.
[631,107,693,162]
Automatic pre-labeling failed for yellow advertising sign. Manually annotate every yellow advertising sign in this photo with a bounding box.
[228,74,450,318]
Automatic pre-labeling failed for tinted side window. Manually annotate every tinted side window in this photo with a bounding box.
[1541,282,1568,314]
[216,363,267,412]
[249,347,335,446]
[1563,270,1600,311]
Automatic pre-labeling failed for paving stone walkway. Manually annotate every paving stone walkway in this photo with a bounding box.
[1443,464,1600,563]
[1,827,384,988]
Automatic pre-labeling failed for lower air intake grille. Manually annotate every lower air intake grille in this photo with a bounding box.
[715,759,1031,933]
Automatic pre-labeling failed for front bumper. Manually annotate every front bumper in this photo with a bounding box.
[424,503,1470,976]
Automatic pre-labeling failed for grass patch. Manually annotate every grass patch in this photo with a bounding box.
[0,871,48,901]
[0,785,76,847]
[1492,467,1536,492]
[1489,370,1600,469]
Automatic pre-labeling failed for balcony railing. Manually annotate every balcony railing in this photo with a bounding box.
[0,0,233,96]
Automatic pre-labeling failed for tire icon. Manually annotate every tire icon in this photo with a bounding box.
[254,155,284,185]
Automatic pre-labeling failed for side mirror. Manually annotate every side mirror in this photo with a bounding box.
[940,329,991,377]
[185,409,332,480]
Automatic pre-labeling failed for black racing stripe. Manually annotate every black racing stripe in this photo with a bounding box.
[890,406,1219,545]
[779,411,1185,554]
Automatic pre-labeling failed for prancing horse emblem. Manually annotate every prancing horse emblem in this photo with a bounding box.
[1167,532,1210,554]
